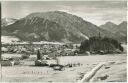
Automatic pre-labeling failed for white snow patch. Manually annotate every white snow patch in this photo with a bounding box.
[1,36,20,44]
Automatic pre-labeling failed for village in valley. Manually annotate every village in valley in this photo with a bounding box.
[1,34,127,82]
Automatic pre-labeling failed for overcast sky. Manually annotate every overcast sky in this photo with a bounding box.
[2,1,127,25]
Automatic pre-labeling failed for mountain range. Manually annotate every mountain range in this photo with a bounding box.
[2,18,17,27]
[100,21,127,42]
[1,11,127,43]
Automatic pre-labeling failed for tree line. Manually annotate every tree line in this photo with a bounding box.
[79,36,123,54]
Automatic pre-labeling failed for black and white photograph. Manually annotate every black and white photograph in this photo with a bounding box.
[0,0,127,82]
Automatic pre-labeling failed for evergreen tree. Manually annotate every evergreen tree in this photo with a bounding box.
[37,50,41,60]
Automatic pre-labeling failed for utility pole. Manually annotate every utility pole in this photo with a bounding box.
[99,32,101,38]
[99,32,101,51]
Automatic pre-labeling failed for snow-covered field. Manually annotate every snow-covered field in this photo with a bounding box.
[0,53,127,82]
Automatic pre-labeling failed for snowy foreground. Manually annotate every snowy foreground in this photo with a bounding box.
[0,54,127,82]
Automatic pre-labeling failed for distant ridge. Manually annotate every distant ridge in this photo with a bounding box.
[100,21,118,33]
[100,21,127,42]
[2,11,125,43]
[2,18,17,27]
